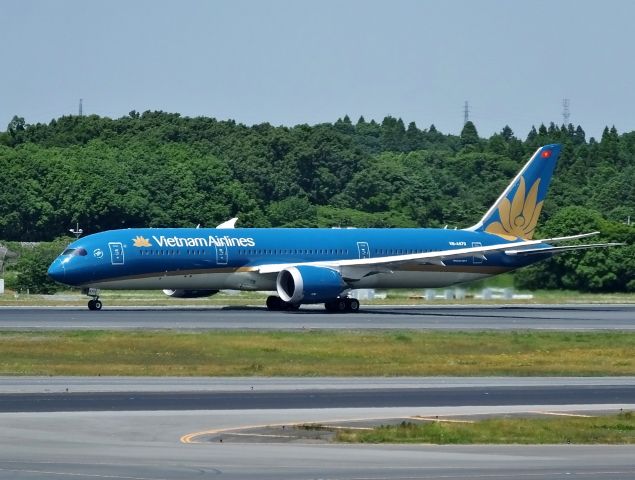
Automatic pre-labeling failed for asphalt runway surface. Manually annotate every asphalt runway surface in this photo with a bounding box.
[1,307,634,480]
[1,303,634,330]
[2,405,635,480]
[1,378,634,479]
[2,383,635,413]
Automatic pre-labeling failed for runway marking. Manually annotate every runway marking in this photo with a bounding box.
[321,425,374,430]
[532,411,594,417]
[334,471,635,479]
[222,432,296,438]
[181,421,324,443]
[179,407,617,444]
[181,414,427,443]
[0,466,170,479]
[410,416,475,423]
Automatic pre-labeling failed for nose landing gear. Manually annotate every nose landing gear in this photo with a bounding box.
[83,288,103,311]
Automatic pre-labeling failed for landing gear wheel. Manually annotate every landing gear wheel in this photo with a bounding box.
[88,299,102,311]
[84,288,103,311]
[325,298,360,313]
[266,295,283,311]
[347,298,360,312]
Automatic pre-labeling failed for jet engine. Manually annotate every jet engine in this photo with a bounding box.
[276,266,346,304]
[162,289,219,298]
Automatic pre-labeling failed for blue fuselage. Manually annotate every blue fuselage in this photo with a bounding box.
[48,227,549,291]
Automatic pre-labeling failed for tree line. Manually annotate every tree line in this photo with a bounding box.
[0,111,633,291]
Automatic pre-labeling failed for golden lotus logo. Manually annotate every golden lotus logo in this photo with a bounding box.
[485,177,543,240]
[132,236,152,247]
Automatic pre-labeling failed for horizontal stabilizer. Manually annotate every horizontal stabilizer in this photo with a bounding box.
[505,242,624,256]
[537,231,600,243]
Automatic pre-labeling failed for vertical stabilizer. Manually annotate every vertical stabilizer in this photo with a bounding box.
[467,144,561,239]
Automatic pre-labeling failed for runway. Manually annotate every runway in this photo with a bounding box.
[1,303,634,330]
[1,378,634,479]
[1,406,634,479]
[1,382,634,412]
[1,311,634,479]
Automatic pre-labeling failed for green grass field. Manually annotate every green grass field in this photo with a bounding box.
[1,330,634,376]
[336,412,635,444]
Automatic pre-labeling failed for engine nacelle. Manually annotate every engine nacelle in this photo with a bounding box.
[162,289,219,298]
[276,266,346,304]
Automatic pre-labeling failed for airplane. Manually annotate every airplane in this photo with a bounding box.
[47,144,621,311]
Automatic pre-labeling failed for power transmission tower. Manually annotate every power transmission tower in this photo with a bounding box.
[463,101,470,125]
[562,98,570,125]
[79,98,83,117]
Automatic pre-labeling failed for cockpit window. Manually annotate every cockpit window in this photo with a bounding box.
[61,248,88,257]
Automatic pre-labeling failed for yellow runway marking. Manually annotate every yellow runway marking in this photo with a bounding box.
[320,425,374,430]
[182,414,421,444]
[410,416,475,424]
[181,422,291,444]
[532,411,594,418]
[222,432,297,438]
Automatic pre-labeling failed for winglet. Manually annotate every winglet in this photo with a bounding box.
[467,144,561,239]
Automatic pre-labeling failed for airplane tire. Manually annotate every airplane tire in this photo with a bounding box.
[285,302,300,311]
[94,300,103,311]
[325,299,358,313]
[347,298,360,312]
[266,296,283,311]
[336,299,347,312]
[87,300,96,311]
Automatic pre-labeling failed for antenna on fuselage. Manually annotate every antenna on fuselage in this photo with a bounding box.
[69,222,83,239]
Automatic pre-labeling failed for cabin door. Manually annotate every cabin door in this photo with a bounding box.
[472,242,483,264]
[108,242,125,265]
[357,241,371,259]
[216,245,228,265]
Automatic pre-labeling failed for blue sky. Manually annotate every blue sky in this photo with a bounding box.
[2,0,634,138]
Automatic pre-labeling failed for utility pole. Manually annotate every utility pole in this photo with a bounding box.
[69,222,83,239]
[463,101,470,125]
[562,98,570,125]
[79,98,83,117]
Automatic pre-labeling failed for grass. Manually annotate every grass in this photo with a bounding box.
[0,330,634,376]
[336,412,635,444]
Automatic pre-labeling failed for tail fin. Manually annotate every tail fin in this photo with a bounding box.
[467,144,561,240]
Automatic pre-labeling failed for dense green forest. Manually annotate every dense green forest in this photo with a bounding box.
[0,111,633,291]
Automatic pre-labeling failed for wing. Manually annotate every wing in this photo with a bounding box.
[255,231,609,277]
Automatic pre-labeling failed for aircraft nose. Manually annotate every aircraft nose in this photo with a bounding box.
[47,260,65,283]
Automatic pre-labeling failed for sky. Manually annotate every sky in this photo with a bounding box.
[1,0,634,139]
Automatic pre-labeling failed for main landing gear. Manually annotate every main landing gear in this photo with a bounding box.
[265,295,360,313]
[266,295,300,311]
[324,297,360,313]
[84,288,103,311]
